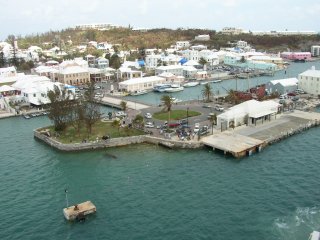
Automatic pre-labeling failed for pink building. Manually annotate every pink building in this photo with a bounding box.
[281,52,312,61]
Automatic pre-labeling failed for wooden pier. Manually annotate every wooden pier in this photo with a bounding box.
[201,131,264,158]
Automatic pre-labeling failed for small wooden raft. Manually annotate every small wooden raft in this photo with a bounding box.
[63,201,96,221]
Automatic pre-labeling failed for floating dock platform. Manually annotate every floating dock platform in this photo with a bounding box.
[63,201,96,221]
[202,131,264,158]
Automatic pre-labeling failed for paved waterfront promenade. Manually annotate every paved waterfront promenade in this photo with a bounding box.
[99,96,151,110]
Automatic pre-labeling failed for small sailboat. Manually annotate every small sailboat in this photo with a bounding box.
[164,84,184,92]
[130,89,148,96]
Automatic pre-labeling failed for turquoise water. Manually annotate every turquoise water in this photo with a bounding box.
[125,61,320,105]
[1,62,320,240]
[1,112,320,240]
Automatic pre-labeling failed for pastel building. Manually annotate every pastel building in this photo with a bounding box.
[280,52,312,61]
[118,76,166,93]
[311,46,320,57]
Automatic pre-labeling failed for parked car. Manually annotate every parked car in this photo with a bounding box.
[94,93,104,98]
[145,122,155,128]
[215,105,224,111]
[279,94,287,100]
[115,111,127,117]
[144,113,152,119]
[168,123,180,128]
[295,89,305,94]
[194,123,200,133]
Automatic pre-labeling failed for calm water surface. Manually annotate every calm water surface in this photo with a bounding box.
[1,63,320,240]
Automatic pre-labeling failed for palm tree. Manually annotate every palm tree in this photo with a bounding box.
[133,114,144,129]
[112,119,121,135]
[208,113,217,134]
[161,95,173,112]
[120,100,127,112]
[202,83,213,102]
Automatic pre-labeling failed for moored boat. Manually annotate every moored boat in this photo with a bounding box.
[130,89,148,96]
[211,80,222,83]
[200,81,209,85]
[164,84,184,92]
[183,82,199,87]
[153,84,172,92]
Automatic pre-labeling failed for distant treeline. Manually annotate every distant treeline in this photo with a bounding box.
[9,28,320,53]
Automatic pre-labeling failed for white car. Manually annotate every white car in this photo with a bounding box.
[145,113,152,119]
[94,93,104,98]
[194,123,200,133]
[145,122,155,128]
[215,105,224,111]
[115,111,127,117]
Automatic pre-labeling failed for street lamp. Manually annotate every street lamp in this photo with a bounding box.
[186,107,189,127]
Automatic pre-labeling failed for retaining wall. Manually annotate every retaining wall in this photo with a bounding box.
[34,130,202,152]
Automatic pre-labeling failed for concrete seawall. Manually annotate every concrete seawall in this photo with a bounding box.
[34,130,203,152]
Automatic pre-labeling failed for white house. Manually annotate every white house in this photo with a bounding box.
[155,65,184,76]
[145,54,162,69]
[12,75,76,105]
[0,67,17,78]
[217,100,279,130]
[298,66,320,95]
[311,46,320,57]
[195,35,210,41]
[118,76,166,93]
[221,27,245,35]
[175,41,190,49]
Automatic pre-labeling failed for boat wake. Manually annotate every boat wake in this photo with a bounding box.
[273,207,320,240]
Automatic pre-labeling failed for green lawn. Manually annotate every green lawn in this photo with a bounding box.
[43,120,145,144]
[153,110,201,120]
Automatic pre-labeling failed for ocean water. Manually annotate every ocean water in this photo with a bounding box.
[1,112,320,240]
[1,62,320,240]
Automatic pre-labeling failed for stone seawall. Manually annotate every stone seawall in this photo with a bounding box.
[266,119,320,145]
[34,130,203,152]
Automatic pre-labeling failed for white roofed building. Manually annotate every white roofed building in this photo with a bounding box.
[155,65,184,77]
[266,78,298,94]
[118,76,167,93]
[217,100,279,130]
[298,66,320,95]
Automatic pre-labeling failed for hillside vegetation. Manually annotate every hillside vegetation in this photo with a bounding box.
[12,28,320,52]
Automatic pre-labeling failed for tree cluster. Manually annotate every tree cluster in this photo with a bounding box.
[47,83,101,135]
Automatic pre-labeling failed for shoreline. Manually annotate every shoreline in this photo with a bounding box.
[34,110,320,158]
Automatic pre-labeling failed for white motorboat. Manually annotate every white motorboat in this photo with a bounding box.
[153,84,172,92]
[130,89,148,96]
[183,82,199,87]
[200,81,209,85]
[211,80,222,83]
[164,84,184,92]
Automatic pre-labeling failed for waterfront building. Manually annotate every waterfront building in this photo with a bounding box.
[155,65,184,77]
[266,78,298,95]
[217,99,279,130]
[195,35,210,41]
[298,66,320,95]
[158,72,185,83]
[280,52,312,61]
[118,76,166,93]
[311,46,320,57]
[181,50,219,66]
[182,66,198,79]
[12,75,76,105]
